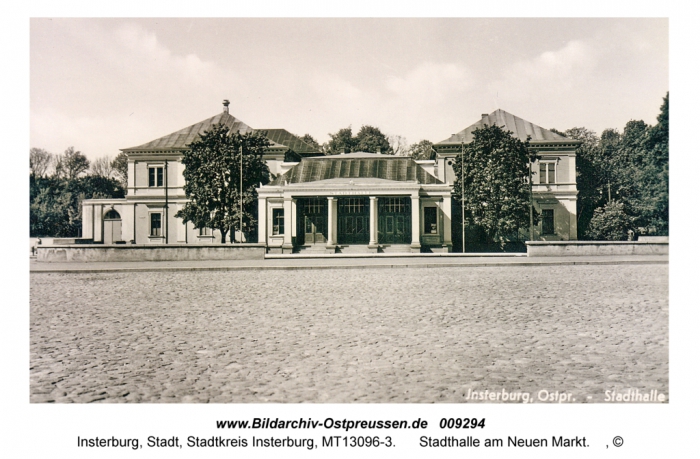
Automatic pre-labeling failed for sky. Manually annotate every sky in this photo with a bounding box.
[30,18,668,160]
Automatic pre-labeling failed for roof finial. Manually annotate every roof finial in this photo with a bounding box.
[223,99,230,114]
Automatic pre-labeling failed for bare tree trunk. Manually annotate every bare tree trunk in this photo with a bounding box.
[220,229,228,244]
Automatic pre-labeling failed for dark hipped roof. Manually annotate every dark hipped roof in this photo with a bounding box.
[437,109,568,144]
[271,154,443,185]
[255,129,320,155]
[123,112,256,152]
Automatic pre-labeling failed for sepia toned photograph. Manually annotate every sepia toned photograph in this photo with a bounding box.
[29,18,668,404]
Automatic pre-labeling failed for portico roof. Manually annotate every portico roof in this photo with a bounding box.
[271,153,443,185]
[437,109,569,144]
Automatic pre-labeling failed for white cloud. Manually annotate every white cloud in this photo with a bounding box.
[386,62,471,105]
[112,24,219,86]
[490,40,597,103]
[310,73,363,102]
[31,21,245,158]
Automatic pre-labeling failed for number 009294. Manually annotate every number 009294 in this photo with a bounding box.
[439,418,486,429]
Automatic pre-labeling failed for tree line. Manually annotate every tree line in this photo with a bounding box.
[30,148,127,237]
[554,92,669,240]
[300,126,435,160]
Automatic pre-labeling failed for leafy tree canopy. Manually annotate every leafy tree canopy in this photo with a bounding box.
[300,134,322,152]
[326,127,355,154]
[452,124,531,243]
[355,125,392,154]
[30,174,125,237]
[325,125,392,155]
[569,92,669,239]
[175,124,271,243]
[586,200,633,241]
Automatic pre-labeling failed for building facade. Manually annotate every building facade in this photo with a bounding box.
[82,103,579,252]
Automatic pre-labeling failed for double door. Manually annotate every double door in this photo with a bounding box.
[298,198,327,244]
[338,197,369,245]
[378,197,411,244]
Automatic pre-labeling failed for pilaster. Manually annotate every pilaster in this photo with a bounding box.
[410,194,421,252]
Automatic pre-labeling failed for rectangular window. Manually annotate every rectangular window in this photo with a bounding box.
[150,213,162,237]
[539,162,556,184]
[149,166,164,187]
[199,227,212,236]
[424,207,438,234]
[541,209,554,235]
[272,209,284,235]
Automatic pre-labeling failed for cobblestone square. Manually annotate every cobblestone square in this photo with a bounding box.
[30,264,668,403]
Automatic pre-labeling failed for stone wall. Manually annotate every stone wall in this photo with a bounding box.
[526,241,669,257]
[36,244,266,262]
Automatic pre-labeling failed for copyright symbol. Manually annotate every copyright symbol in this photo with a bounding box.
[613,436,623,447]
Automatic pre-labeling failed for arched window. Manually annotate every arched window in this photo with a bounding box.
[104,209,121,220]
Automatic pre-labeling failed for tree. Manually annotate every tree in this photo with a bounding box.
[408,140,434,160]
[30,148,53,178]
[568,93,669,239]
[586,200,633,241]
[90,155,114,178]
[111,151,129,190]
[326,127,356,155]
[54,146,90,180]
[30,174,125,237]
[355,125,392,154]
[325,125,392,155]
[300,134,322,152]
[452,124,531,244]
[175,124,271,243]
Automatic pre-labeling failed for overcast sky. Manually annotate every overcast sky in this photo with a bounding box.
[30,18,668,160]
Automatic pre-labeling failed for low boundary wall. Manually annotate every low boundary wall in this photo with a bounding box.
[526,241,669,257]
[36,244,266,262]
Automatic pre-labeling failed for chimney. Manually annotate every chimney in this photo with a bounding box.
[223,99,230,114]
[377,147,381,155]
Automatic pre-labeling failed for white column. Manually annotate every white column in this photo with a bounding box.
[283,197,293,251]
[258,197,267,244]
[95,204,104,243]
[127,161,135,195]
[442,195,452,250]
[82,204,93,239]
[410,194,421,251]
[291,198,297,240]
[368,196,378,248]
[326,197,337,248]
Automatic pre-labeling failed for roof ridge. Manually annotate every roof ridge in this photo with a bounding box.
[122,112,253,151]
[436,109,569,144]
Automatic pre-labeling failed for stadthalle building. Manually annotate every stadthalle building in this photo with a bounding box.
[82,101,580,252]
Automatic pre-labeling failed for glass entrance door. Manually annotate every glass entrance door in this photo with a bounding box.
[338,197,369,245]
[298,198,327,244]
[378,197,411,244]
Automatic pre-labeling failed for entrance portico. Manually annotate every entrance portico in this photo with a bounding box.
[257,153,453,253]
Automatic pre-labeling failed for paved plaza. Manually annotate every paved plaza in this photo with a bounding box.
[30,263,668,403]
